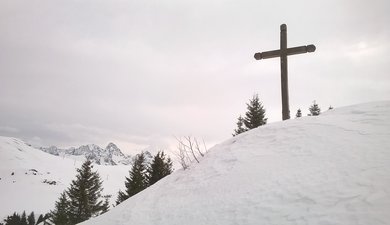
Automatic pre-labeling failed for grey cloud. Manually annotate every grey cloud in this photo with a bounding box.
[0,0,389,151]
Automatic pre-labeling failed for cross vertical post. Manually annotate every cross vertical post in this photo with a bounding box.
[280,24,289,120]
[254,24,316,121]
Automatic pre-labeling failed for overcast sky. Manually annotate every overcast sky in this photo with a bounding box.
[0,0,389,154]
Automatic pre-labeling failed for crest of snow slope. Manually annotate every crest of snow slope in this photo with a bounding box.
[0,138,130,220]
[81,101,390,225]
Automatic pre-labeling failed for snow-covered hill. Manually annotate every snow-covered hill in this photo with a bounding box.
[40,142,132,165]
[81,101,390,225]
[0,137,131,220]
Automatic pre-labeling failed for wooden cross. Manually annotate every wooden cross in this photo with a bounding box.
[254,24,316,120]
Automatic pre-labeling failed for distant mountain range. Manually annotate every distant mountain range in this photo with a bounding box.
[40,143,132,165]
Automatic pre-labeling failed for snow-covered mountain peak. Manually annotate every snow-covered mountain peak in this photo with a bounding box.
[40,142,132,165]
[43,145,60,156]
[105,143,123,155]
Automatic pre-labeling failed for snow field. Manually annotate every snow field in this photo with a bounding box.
[81,101,390,225]
[0,137,130,219]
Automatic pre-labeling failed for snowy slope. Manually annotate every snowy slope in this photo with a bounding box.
[81,101,390,225]
[0,138,130,220]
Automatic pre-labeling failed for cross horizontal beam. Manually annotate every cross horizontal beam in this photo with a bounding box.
[254,44,316,60]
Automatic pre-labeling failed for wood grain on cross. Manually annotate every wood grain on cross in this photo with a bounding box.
[254,24,316,120]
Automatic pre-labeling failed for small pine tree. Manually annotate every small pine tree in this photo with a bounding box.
[233,115,247,136]
[1,212,48,225]
[244,94,267,129]
[20,211,27,225]
[296,109,302,118]
[101,196,110,214]
[3,212,21,225]
[127,152,148,197]
[1,212,50,225]
[116,152,148,205]
[27,212,34,225]
[67,160,106,224]
[50,191,70,225]
[115,190,128,205]
[309,101,321,116]
[36,214,45,225]
[147,151,173,186]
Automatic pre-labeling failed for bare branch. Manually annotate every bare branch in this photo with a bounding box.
[174,135,208,169]
[194,138,204,157]
[202,138,208,153]
[186,136,199,163]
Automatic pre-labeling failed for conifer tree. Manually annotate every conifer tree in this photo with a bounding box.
[115,190,128,205]
[20,211,27,225]
[101,196,110,214]
[27,212,34,225]
[1,212,48,225]
[36,214,50,225]
[127,152,148,196]
[296,109,302,118]
[116,152,148,205]
[2,212,22,225]
[244,94,267,129]
[309,101,321,116]
[66,160,105,224]
[233,115,247,136]
[50,191,70,225]
[1,212,28,225]
[147,151,173,186]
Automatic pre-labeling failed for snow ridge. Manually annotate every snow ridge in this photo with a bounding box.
[81,101,390,225]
